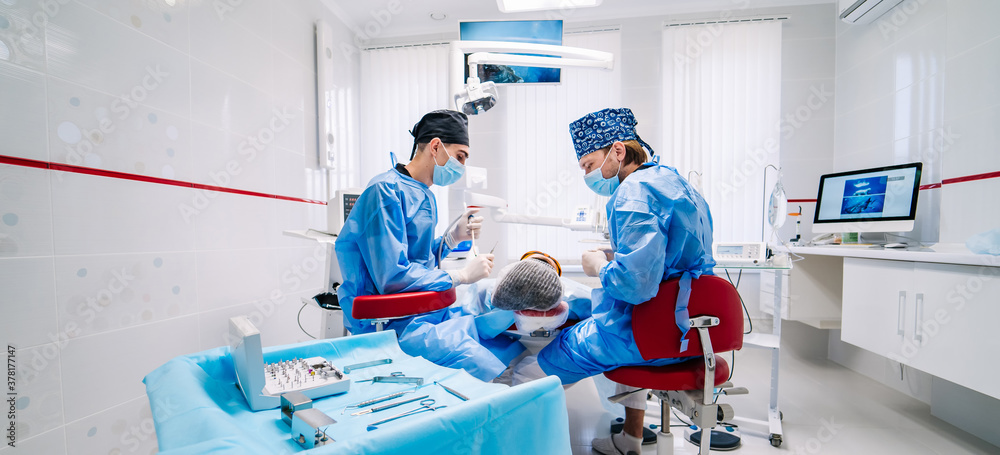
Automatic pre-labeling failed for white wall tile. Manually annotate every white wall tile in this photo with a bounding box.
[873,0,947,46]
[273,246,326,299]
[834,50,895,117]
[0,1,47,72]
[189,121,276,194]
[272,199,328,250]
[0,165,53,257]
[194,249,277,311]
[946,0,1000,58]
[891,16,945,90]
[834,95,895,157]
[0,257,57,348]
[191,192,275,250]
[189,60,276,138]
[944,36,1000,122]
[46,77,193,178]
[54,252,198,338]
[8,343,64,442]
[46,1,190,119]
[0,61,47,161]
[939,179,1000,243]
[195,0,273,44]
[782,112,835,162]
[943,105,1000,180]
[189,0,273,94]
[783,38,835,81]
[272,48,311,112]
[76,0,190,53]
[49,172,197,255]
[781,3,837,41]
[893,73,944,141]
[0,428,66,455]
[64,396,158,455]
[59,315,200,422]
[273,147,306,198]
[271,5,317,70]
[781,77,836,123]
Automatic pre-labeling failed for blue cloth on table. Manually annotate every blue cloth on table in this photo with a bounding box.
[144,331,569,455]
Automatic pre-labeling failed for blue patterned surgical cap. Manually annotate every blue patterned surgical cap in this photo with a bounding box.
[569,108,655,160]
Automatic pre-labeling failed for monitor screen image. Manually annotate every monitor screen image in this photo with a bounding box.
[459,20,563,84]
[813,162,922,233]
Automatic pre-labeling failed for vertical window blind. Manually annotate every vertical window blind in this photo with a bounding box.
[503,29,622,262]
[662,21,782,243]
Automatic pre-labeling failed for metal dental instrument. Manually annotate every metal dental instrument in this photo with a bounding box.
[469,212,477,255]
[434,381,469,401]
[351,394,429,416]
[342,358,392,374]
[489,241,498,255]
[366,399,448,430]
[357,372,424,386]
[342,390,413,414]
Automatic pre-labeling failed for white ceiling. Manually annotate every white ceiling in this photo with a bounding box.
[321,0,834,41]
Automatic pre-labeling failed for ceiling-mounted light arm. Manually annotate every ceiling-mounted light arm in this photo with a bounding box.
[450,40,614,115]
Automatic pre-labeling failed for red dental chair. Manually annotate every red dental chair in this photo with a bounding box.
[351,288,458,331]
[604,275,746,455]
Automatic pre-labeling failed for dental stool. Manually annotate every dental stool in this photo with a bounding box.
[351,288,457,332]
[603,275,746,455]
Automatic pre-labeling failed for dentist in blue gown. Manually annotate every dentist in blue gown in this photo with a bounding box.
[335,110,518,381]
[535,108,716,455]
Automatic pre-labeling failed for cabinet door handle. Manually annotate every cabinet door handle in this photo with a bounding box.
[914,293,924,344]
[897,291,906,337]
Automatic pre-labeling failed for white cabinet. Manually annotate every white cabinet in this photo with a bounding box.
[760,255,843,328]
[841,257,1000,399]
[842,258,913,358]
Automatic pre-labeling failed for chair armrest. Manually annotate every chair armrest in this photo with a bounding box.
[352,288,457,320]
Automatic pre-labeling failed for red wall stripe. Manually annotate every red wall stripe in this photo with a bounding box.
[4,154,999,206]
[941,170,1000,186]
[1,155,327,205]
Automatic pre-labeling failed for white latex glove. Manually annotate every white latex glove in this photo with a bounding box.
[446,209,484,248]
[582,250,610,277]
[447,253,495,285]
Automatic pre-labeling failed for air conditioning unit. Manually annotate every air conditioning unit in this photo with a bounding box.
[838,0,904,24]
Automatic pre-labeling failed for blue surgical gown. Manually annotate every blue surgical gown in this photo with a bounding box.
[538,164,717,384]
[334,167,518,381]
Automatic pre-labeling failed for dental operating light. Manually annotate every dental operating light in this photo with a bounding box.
[450,40,614,115]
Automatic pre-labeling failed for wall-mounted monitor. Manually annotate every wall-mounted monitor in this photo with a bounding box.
[812,162,922,234]
[459,20,563,84]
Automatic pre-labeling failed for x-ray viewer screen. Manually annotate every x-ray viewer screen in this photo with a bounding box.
[815,164,920,222]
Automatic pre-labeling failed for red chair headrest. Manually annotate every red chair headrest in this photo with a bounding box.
[632,275,744,360]
[351,288,457,320]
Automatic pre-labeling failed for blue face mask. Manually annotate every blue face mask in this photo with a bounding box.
[432,145,465,186]
[583,151,622,196]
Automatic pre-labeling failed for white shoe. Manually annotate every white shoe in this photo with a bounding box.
[592,433,641,455]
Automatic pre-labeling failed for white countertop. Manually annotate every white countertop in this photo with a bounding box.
[777,243,1000,268]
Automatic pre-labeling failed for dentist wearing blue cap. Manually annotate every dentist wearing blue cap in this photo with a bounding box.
[335,110,517,382]
[536,108,717,455]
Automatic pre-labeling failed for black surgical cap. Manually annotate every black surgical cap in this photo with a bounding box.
[409,110,469,159]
